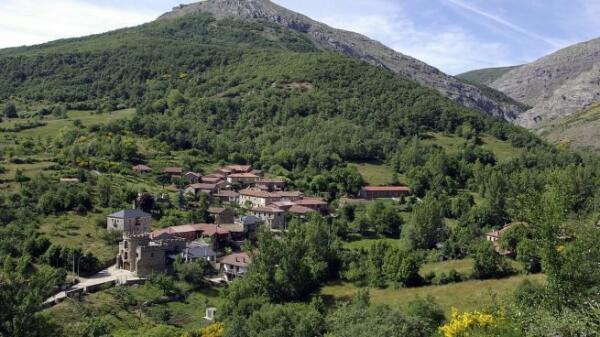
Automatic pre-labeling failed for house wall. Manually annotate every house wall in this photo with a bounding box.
[251,211,285,229]
[240,195,276,208]
[136,246,167,277]
[214,210,235,225]
[107,216,151,234]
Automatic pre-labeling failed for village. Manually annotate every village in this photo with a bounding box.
[111,164,415,282]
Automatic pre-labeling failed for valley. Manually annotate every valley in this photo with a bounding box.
[0,1,599,337]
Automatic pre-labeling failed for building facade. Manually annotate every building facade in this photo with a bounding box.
[107,209,152,234]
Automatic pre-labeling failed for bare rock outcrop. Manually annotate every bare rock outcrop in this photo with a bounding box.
[490,38,600,127]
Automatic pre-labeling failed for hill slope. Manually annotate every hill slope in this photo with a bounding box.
[158,0,524,121]
[457,66,519,86]
[488,38,600,127]
[0,10,539,171]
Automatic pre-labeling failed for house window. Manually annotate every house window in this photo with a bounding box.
[124,241,128,248]
[124,252,128,259]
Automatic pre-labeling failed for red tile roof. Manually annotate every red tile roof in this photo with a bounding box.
[288,205,316,215]
[215,190,240,197]
[187,183,217,190]
[193,224,230,236]
[295,197,327,206]
[240,188,274,198]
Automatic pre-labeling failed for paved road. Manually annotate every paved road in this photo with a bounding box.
[45,265,141,305]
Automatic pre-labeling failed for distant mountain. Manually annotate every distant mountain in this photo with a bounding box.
[457,66,520,86]
[485,38,600,128]
[158,0,525,121]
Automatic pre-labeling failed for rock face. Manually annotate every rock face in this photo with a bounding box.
[489,38,600,128]
[159,0,525,121]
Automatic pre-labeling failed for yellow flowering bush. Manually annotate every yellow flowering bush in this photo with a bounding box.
[180,322,225,337]
[439,308,499,337]
[201,322,225,337]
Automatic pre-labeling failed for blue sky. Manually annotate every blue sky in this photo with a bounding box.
[1,0,599,74]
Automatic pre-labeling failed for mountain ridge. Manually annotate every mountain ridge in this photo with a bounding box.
[158,0,525,122]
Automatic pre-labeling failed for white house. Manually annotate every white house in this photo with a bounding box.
[219,252,251,282]
[239,188,278,208]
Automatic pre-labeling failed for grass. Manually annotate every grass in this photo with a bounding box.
[0,109,135,138]
[420,259,474,276]
[423,132,522,162]
[320,273,545,315]
[38,212,117,262]
[348,162,397,185]
[47,282,223,334]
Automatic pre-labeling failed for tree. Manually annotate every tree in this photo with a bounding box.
[472,241,511,279]
[149,274,177,296]
[174,256,211,286]
[516,239,541,274]
[403,195,446,249]
[0,256,65,337]
[156,174,171,189]
[14,169,30,188]
[2,102,17,118]
[97,176,112,208]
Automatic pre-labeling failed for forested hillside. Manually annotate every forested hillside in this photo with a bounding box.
[0,8,599,337]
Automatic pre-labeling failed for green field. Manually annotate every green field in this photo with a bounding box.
[420,258,474,276]
[348,162,397,185]
[423,133,523,162]
[320,273,545,315]
[0,109,136,138]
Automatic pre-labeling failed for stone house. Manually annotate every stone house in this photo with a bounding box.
[227,173,260,186]
[214,190,240,204]
[183,171,202,184]
[107,209,152,234]
[239,188,279,208]
[256,178,286,191]
[163,167,183,177]
[294,197,328,213]
[117,233,186,277]
[185,183,218,197]
[209,207,235,225]
[250,206,286,229]
[273,190,304,201]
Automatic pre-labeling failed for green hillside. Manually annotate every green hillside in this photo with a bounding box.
[457,66,519,86]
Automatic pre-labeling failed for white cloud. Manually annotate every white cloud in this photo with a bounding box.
[0,0,155,48]
[320,12,512,74]
[446,0,563,48]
